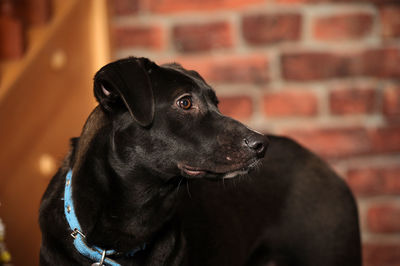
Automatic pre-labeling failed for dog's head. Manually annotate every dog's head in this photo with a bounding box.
[92,57,268,180]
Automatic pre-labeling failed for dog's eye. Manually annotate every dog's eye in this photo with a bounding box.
[177,96,192,110]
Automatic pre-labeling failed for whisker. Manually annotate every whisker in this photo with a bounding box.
[186,181,192,198]
[176,177,184,192]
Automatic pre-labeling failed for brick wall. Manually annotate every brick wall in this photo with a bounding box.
[110,0,400,265]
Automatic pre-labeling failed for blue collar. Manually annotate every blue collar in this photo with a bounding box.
[64,170,145,265]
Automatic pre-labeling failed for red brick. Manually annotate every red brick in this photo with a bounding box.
[242,13,302,45]
[356,0,399,2]
[281,52,359,81]
[282,126,399,160]
[276,0,399,3]
[146,0,264,13]
[113,25,164,50]
[380,5,400,39]
[281,48,400,81]
[313,13,373,41]
[369,126,400,153]
[282,127,370,158]
[367,204,400,233]
[363,243,400,266]
[329,87,376,115]
[112,0,140,15]
[219,96,252,121]
[263,91,318,117]
[383,85,400,119]
[177,55,269,84]
[362,48,400,79]
[347,166,400,196]
[173,21,233,53]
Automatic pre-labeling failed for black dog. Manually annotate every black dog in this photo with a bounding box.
[39,57,361,266]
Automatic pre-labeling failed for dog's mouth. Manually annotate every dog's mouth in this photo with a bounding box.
[177,159,260,180]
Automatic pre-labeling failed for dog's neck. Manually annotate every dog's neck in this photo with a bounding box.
[73,166,181,253]
[70,110,183,253]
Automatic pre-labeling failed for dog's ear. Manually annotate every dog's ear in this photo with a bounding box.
[93,57,155,127]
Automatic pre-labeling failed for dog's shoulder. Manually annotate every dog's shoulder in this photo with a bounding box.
[260,134,353,199]
[262,134,357,212]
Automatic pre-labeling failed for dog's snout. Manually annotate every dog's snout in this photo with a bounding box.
[244,135,268,158]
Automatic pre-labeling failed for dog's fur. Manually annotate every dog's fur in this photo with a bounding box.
[39,57,362,266]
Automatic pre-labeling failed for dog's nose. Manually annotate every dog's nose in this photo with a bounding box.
[244,135,268,158]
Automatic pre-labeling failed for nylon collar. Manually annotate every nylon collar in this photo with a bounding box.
[64,170,145,265]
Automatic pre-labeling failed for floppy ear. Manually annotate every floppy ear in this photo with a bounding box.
[93,57,155,127]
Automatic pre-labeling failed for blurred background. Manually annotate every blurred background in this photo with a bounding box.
[0,0,399,265]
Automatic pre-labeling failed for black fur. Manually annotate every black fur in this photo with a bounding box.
[39,57,362,266]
